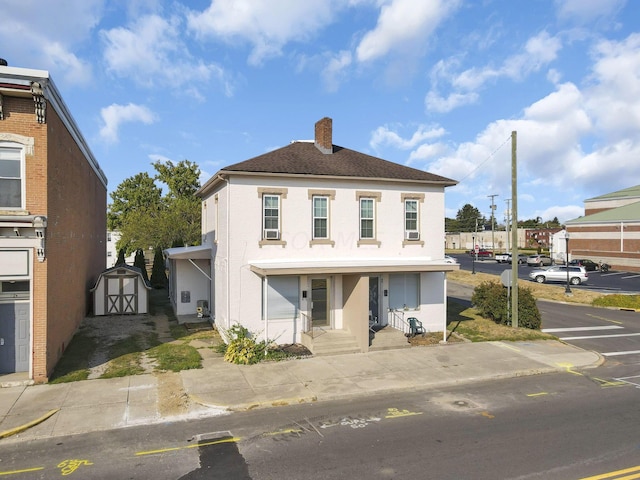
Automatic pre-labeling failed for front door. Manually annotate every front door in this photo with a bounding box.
[369,276,380,326]
[0,301,30,373]
[311,278,329,327]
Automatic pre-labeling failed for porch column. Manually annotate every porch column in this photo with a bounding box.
[342,275,369,352]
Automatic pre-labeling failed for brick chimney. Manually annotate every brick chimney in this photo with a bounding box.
[314,117,333,154]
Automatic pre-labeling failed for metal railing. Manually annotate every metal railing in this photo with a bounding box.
[388,309,410,335]
[300,311,326,338]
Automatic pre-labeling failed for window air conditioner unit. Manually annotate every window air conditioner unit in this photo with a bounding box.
[405,231,420,240]
[264,229,280,240]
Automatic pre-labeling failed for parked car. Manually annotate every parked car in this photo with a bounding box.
[495,252,527,264]
[569,259,600,271]
[528,265,588,285]
[526,254,552,267]
[443,255,459,264]
[467,249,492,257]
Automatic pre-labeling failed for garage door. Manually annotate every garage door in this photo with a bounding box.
[0,301,30,373]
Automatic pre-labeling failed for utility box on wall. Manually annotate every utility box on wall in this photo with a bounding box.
[181,291,190,303]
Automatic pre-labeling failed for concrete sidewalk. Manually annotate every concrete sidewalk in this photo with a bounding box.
[0,339,601,443]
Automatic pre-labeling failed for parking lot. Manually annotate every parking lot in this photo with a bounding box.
[450,253,640,294]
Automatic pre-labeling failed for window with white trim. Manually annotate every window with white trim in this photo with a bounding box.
[389,273,420,310]
[360,198,374,239]
[405,199,418,239]
[312,195,328,239]
[265,276,299,320]
[0,144,24,209]
[263,194,280,239]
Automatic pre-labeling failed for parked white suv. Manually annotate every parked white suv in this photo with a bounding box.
[528,266,588,285]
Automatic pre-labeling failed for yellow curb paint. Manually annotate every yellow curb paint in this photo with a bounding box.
[0,409,59,439]
[556,362,583,376]
[526,392,548,397]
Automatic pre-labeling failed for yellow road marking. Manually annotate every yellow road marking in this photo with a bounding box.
[586,313,623,325]
[0,467,45,476]
[263,428,304,436]
[593,377,628,388]
[480,411,494,419]
[136,437,241,456]
[580,464,640,479]
[526,392,548,397]
[385,408,423,418]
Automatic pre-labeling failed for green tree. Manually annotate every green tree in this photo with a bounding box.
[107,160,202,255]
[150,247,167,289]
[115,248,126,266]
[455,204,486,232]
[445,217,460,232]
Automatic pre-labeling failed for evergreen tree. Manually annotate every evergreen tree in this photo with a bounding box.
[133,249,149,283]
[116,248,126,266]
[150,247,167,289]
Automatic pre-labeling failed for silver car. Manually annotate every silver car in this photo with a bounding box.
[526,254,552,267]
[528,266,588,285]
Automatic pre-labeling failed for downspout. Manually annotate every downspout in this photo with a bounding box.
[264,276,269,354]
[216,174,231,329]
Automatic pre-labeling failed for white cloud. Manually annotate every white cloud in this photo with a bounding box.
[355,0,461,63]
[555,0,626,25]
[0,0,102,85]
[426,31,562,113]
[321,50,353,92]
[99,103,157,143]
[101,14,234,96]
[187,0,339,66]
[370,124,446,151]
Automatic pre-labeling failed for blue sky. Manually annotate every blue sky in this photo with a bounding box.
[2,0,639,224]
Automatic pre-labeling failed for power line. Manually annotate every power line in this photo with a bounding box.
[457,134,512,183]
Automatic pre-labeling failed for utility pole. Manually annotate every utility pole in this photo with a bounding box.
[511,131,518,329]
[488,194,498,253]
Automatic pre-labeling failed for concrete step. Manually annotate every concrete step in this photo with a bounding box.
[311,331,360,356]
[369,326,411,352]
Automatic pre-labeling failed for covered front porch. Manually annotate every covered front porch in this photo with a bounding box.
[250,257,459,355]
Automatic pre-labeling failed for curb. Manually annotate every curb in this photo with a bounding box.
[0,409,59,439]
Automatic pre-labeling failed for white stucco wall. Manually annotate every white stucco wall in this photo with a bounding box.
[202,174,449,342]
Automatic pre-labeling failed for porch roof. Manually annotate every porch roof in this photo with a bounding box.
[249,257,460,276]
[164,244,211,260]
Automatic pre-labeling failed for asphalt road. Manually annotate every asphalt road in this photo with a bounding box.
[2,371,640,479]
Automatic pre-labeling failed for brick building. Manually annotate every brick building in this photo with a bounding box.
[0,61,107,382]
[565,185,640,272]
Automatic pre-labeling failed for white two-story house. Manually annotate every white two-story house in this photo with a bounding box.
[165,118,458,353]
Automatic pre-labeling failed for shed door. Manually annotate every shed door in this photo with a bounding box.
[106,275,138,314]
[0,301,30,373]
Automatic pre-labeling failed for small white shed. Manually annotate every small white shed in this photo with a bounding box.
[91,265,152,315]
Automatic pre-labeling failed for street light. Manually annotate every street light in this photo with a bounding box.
[565,232,571,295]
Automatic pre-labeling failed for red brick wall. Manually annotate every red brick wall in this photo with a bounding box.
[2,95,106,382]
[569,224,640,272]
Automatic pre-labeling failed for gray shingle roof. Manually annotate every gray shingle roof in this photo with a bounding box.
[220,141,457,185]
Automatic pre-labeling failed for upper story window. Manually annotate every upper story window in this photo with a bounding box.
[360,198,374,239]
[257,187,288,247]
[313,196,328,239]
[0,144,24,210]
[405,199,419,240]
[308,189,336,247]
[401,193,425,246]
[356,191,381,247]
[263,194,280,239]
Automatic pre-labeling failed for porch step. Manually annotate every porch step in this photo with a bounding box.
[369,326,411,352]
[310,330,361,356]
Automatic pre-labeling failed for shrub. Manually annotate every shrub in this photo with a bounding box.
[471,281,541,330]
[222,324,268,365]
